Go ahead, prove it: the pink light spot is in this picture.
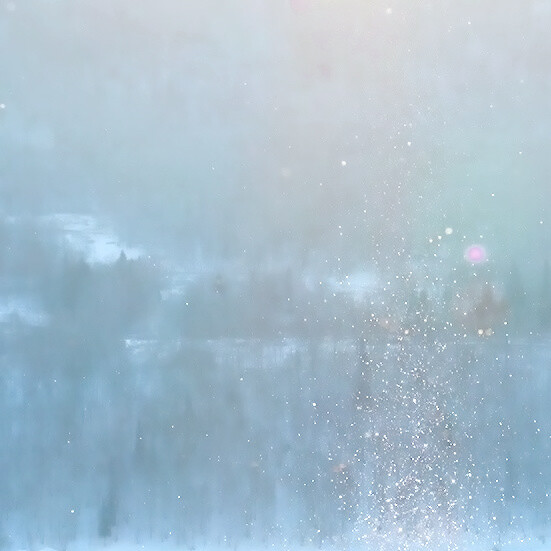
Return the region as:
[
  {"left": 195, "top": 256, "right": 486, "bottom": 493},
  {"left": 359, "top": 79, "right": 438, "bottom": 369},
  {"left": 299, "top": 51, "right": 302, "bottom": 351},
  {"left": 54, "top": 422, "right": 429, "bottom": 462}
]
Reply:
[{"left": 465, "top": 244, "right": 487, "bottom": 264}]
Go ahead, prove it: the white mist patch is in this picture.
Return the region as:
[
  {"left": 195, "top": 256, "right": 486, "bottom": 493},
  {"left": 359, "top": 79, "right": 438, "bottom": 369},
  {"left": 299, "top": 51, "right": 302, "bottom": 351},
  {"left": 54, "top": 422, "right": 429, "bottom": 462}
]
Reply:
[
  {"left": 326, "top": 270, "right": 379, "bottom": 301},
  {"left": 0, "top": 295, "right": 49, "bottom": 326},
  {"left": 43, "top": 213, "right": 143, "bottom": 264},
  {"left": 160, "top": 270, "right": 202, "bottom": 299}
]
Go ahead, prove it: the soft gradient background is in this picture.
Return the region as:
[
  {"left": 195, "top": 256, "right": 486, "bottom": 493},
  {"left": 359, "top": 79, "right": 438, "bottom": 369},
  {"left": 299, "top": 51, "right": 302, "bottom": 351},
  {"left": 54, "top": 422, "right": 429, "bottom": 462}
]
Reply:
[{"left": 1, "top": 2, "right": 551, "bottom": 550}]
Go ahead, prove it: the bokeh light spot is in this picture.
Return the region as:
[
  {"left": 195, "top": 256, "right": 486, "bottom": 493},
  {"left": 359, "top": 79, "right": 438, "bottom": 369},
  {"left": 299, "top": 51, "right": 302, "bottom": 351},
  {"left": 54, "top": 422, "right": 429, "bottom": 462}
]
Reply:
[{"left": 465, "top": 244, "right": 487, "bottom": 264}]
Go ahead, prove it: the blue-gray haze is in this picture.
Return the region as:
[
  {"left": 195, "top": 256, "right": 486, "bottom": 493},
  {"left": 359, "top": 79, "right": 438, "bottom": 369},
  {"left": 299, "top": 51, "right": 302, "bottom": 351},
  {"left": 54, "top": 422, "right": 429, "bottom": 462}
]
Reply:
[{"left": 1, "top": 1, "right": 551, "bottom": 550}]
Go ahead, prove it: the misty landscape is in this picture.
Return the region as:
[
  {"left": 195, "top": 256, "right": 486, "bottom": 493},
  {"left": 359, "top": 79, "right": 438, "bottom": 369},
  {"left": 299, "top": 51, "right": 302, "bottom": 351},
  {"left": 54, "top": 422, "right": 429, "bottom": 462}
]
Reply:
[{"left": 2, "top": 1, "right": 551, "bottom": 550}]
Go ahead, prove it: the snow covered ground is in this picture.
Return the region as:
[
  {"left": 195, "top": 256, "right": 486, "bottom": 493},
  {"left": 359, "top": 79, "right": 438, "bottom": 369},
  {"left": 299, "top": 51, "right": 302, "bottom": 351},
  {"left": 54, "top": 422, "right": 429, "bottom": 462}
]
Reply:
[{"left": 15, "top": 531, "right": 551, "bottom": 551}]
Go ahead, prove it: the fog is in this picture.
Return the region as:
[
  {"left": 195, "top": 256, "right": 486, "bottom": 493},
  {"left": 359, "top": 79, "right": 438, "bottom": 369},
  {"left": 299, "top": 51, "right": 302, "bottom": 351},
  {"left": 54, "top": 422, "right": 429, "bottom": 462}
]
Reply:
[{"left": 1, "top": 1, "right": 551, "bottom": 550}]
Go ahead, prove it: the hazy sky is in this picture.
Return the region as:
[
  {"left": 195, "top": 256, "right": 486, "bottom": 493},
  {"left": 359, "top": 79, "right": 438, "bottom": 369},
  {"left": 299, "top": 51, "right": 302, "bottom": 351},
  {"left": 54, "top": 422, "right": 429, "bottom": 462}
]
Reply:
[{"left": 1, "top": 0, "right": 550, "bottom": 268}]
